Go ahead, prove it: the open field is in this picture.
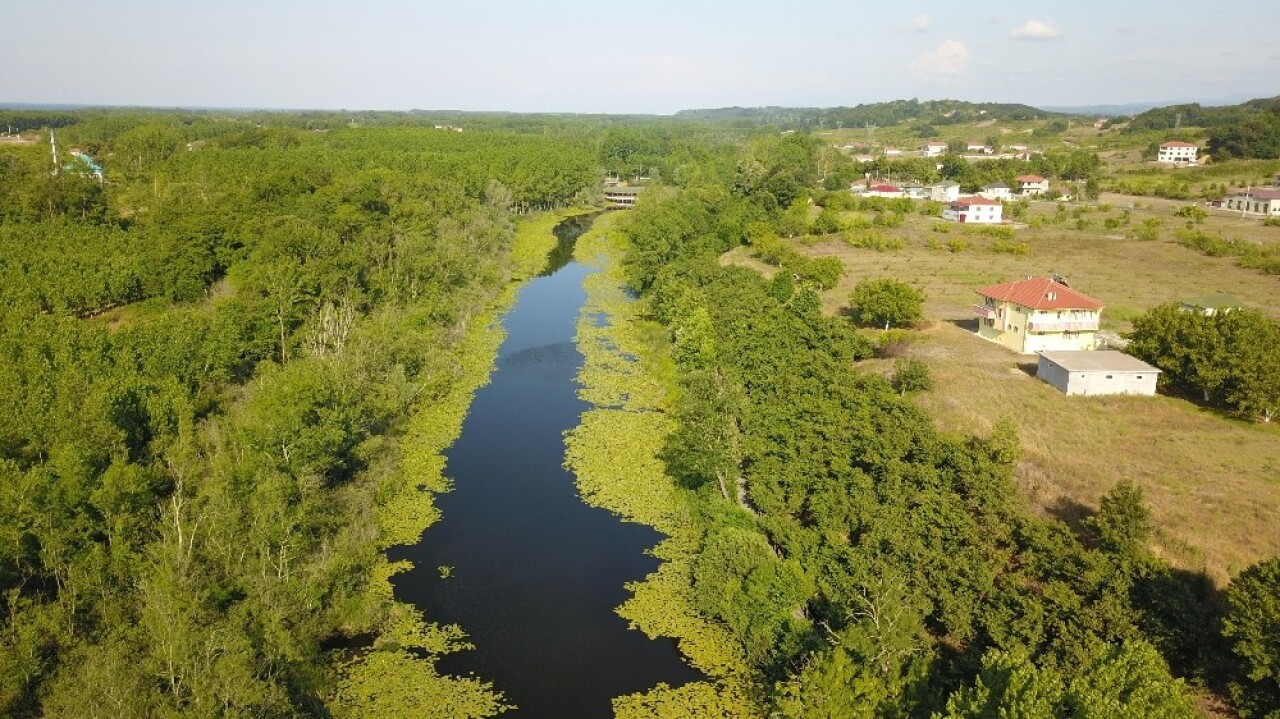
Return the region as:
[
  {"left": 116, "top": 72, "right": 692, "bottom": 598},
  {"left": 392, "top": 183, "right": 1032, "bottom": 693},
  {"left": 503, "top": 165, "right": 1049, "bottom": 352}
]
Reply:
[
  {"left": 883, "top": 321, "right": 1280, "bottom": 585},
  {"left": 723, "top": 202, "right": 1280, "bottom": 583},
  {"left": 726, "top": 200, "right": 1280, "bottom": 332}
]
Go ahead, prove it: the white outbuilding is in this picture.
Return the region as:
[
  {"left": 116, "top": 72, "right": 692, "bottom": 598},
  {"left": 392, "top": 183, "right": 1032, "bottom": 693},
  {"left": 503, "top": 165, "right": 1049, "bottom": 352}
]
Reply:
[{"left": 1036, "top": 350, "right": 1161, "bottom": 396}]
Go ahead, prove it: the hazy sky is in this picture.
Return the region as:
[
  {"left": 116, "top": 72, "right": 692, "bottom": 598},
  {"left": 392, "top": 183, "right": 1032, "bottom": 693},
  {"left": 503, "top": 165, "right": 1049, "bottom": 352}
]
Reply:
[{"left": 3, "top": 0, "right": 1277, "bottom": 113}]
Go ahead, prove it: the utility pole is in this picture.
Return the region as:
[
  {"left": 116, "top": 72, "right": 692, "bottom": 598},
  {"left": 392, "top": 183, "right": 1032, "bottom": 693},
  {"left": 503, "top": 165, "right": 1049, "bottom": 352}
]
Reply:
[
  {"left": 49, "top": 129, "right": 58, "bottom": 175},
  {"left": 1174, "top": 112, "right": 1182, "bottom": 129},
  {"left": 865, "top": 122, "right": 877, "bottom": 147}
]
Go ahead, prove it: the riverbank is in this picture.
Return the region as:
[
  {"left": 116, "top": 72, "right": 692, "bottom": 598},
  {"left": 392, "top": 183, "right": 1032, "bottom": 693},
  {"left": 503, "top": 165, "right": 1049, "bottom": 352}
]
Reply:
[
  {"left": 331, "top": 208, "right": 594, "bottom": 717},
  {"left": 565, "top": 212, "right": 758, "bottom": 717}
]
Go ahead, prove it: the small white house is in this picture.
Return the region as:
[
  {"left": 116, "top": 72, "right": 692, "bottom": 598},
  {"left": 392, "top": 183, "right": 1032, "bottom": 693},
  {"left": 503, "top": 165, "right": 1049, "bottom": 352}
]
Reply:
[
  {"left": 884, "top": 146, "right": 903, "bottom": 156},
  {"left": 1037, "top": 350, "right": 1161, "bottom": 396},
  {"left": 943, "top": 196, "right": 1003, "bottom": 224},
  {"left": 1016, "top": 174, "right": 1049, "bottom": 196},
  {"left": 1157, "top": 141, "right": 1198, "bottom": 165},
  {"left": 979, "top": 182, "right": 1013, "bottom": 201},
  {"left": 930, "top": 182, "right": 960, "bottom": 202},
  {"left": 967, "top": 141, "right": 994, "bottom": 155},
  {"left": 922, "top": 141, "right": 949, "bottom": 157}
]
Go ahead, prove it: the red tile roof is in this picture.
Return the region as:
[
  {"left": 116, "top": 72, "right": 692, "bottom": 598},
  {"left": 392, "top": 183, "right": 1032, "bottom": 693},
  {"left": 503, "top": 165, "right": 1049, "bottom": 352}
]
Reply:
[
  {"left": 868, "top": 184, "right": 901, "bottom": 192},
  {"left": 1160, "top": 141, "right": 1197, "bottom": 148},
  {"left": 952, "top": 196, "right": 1002, "bottom": 207},
  {"left": 925, "top": 141, "right": 948, "bottom": 146},
  {"left": 1016, "top": 174, "right": 1046, "bottom": 183},
  {"left": 1240, "top": 188, "right": 1280, "bottom": 200},
  {"left": 976, "top": 276, "right": 1104, "bottom": 310}
]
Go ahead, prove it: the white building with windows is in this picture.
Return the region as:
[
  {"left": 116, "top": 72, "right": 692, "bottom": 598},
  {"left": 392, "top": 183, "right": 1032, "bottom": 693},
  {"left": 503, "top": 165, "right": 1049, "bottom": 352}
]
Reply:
[
  {"left": 922, "top": 141, "right": 948, "bottom": 157},
  {"left": 1223, "top": 188, "right": 1280, "bottom": 216},
  {"left": 1157, "top": 141, "right": 1198, "bottom": 165},
  {"left": 943, "top": 196, "right": 1003, "bottom": 224},
  {"left": 930, "top": 182, "right": 960, "bottom": 202},
  {"left": 1016, "top": 174, "right": 1049, "bottom": 196},
  {"left": 979, "top": 182, "right": 1012, "bottom": 201}
]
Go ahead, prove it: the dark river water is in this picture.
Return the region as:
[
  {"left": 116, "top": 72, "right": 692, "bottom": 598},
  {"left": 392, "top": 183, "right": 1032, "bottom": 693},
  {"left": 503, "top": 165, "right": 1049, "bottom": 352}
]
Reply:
[{"left": 389, "top": 214, "right": 700, "bottom": 718}]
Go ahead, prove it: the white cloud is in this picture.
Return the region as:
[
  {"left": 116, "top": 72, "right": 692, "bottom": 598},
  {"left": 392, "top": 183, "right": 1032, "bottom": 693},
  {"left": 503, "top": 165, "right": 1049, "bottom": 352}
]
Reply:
[
  {"left": 902, "top": 14, "right": 930, "bottom": 32},
  {"left": 1011, "top": 20, "right": 1063, "bottom": 40},
  {"left": 909, "top": 40, "right": 971, "bottom": 79}
]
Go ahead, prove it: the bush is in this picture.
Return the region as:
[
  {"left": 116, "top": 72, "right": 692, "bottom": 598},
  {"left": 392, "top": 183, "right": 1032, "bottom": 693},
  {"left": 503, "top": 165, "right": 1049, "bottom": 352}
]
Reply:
[
  {"left": 873, "top": 211, "right": 905, "bottom": 228},
  {"left": 876, "top": 329, "right": 917, "bottom": 357},
  {"left": 890, "top": 358, "right": 934, "bottom": 395},
  {"left": 1175, "top": 204, "right": 1208, "bottom": 223},
  {"left": 1127, "top": 218, "right": 1163, "bottom": 241},
  {"left": 947, "top": 238, "right": 970, "bottom": 253},
  {"left": 991, "top": 240, "right": 1030, "bottom": 256},
  {"left": 932, "top": 222, "right": 952, "bottom": 234},
  {"left": 849, "top": 278, "right": 924, "bottom": 329}
]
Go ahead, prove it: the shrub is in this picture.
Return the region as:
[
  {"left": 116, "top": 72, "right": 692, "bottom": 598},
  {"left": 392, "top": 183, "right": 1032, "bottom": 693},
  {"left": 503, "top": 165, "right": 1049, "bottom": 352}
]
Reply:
[
  {"left": 849, "top": 278, "right": 924, "bottom": 329},
  {"left": 947, "top": 238, "right": 970, "bottom": 253},
  {"left": 890, "top": 358, "right": 934, "bottom": 395},
  {"left": 992, "top": 240, "right": 1030, "bottom": 256}
]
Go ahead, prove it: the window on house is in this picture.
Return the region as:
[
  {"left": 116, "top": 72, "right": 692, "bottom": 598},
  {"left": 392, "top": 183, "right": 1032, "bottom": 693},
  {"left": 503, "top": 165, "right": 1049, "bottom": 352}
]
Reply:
[{"left": 1106, "top": 375, "right": 1113, "bottom": 379}]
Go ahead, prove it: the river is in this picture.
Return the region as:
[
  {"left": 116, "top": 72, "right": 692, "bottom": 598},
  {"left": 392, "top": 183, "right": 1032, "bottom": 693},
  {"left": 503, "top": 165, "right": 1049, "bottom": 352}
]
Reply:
[{"left": 389, "top": 213, "right": 700, "bottom": 718}]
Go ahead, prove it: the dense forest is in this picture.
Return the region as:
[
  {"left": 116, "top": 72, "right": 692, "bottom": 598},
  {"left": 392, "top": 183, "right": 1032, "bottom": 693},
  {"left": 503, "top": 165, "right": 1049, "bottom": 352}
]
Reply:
[
  {"left": 598, "top": 130, "right": 1280, "bottom": 717},
  {"left": 0, "top": 111, "right": 597, "bottom": 716}
]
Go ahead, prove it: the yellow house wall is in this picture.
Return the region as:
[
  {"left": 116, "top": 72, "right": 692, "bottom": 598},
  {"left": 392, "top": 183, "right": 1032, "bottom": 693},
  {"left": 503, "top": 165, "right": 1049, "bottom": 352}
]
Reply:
[{"left": 976, "top": 303, "right": 1100, "bottom": 354}]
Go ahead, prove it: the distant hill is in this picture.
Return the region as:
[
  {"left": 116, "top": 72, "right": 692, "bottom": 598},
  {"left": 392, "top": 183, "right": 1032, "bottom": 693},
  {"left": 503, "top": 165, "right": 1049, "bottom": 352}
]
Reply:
[
  {"left": 674, "top": 99, "right": 1070, "bottom": 129},
  {"left": 1122, "top": 96, "right": 1280, "bottom": 133}
]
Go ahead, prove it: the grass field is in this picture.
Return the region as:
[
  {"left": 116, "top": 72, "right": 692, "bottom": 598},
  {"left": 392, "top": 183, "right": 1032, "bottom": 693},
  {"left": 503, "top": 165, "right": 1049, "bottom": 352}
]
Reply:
[
  {"left": 745, "top": 200, "right": 1280, "bottom": 331},
  {"left": 723, "top": 200, "right": 1280, "bottom": 583}
]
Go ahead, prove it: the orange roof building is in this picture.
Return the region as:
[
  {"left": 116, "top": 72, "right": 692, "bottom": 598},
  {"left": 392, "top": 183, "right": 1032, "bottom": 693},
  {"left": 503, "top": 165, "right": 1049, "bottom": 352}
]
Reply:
[{"left": 973, "top": 276, "right": 1103, "bottom": 353}]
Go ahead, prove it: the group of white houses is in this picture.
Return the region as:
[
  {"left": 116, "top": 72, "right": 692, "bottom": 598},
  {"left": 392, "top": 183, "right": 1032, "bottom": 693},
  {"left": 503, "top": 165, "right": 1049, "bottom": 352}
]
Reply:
[{"left": 972, "top": 275, "right": 1161, "bottom": 396}]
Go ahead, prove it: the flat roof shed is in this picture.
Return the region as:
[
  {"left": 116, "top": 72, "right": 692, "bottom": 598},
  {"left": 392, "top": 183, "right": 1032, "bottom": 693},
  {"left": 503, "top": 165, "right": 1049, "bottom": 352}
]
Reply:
[{"left": 1037, "top": 350, "right": 1161, "bottom": 396}]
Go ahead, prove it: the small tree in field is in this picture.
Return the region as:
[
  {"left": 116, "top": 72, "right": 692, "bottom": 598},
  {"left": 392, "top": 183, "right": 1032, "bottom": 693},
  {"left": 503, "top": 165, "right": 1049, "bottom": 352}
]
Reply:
[
  {"left": 849, "top": 278, "right": 924, "bottom": 329},
  {"left": 890, "top": 358, "right": 934, "bottom": 395}
]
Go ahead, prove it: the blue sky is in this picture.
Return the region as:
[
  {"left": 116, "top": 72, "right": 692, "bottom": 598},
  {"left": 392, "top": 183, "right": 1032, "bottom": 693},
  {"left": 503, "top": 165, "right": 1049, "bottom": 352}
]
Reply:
[{"left": 3, "top": 0, "right": 1277, "bottom": 113}]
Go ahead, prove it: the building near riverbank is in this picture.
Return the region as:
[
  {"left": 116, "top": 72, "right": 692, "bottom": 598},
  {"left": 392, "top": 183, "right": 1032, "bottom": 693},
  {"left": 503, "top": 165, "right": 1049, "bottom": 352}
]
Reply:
[{"left": 602, "top": 185, "right": 642, "bottom": 208}]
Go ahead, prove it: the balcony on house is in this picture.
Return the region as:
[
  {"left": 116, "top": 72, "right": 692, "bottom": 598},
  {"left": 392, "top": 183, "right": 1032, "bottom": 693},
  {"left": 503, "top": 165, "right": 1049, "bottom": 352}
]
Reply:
[
  {"left": 973, "top": 304, "right": 996, "bottom": 319},
  {"left": 1026, "top": 317, "right": 1100, "bottom": 332}
]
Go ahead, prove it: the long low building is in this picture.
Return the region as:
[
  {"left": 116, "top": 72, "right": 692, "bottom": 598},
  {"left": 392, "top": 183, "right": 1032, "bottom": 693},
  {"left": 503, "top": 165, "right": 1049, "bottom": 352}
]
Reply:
[
  {"left": 1223, "top": 188, "right": 1280, "bottom": 216},
  {"left": 1037, "top": 350, "right": 1161, "bottom": 396}
]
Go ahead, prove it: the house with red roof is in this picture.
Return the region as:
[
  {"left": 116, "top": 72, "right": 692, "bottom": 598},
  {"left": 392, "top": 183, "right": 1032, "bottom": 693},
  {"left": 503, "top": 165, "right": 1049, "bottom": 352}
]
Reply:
[
  {"left": 1016, "top": 174, "right": 1049, "bottom": 196},
  {"left": 973, "top": 276, "right": 1104, "bottom": 353},
  {"left": 863, "top": 183, "right": 904, "bottom": 198},
  {"left": 943, "top": 196, "right": 1003, "bottom": 224},
  {"left": 1157, "top": 141, "right": 1198, "bottom": 165}
]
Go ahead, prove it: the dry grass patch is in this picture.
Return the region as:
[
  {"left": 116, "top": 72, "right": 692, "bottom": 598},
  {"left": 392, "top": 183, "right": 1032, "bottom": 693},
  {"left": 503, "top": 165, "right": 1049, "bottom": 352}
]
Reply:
[
  {"left": 777, "top": 211, "right": 1278, "bottom": 332},
  {"left": 885, "top": 322, "right": 1280, "bottom": 585}
]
